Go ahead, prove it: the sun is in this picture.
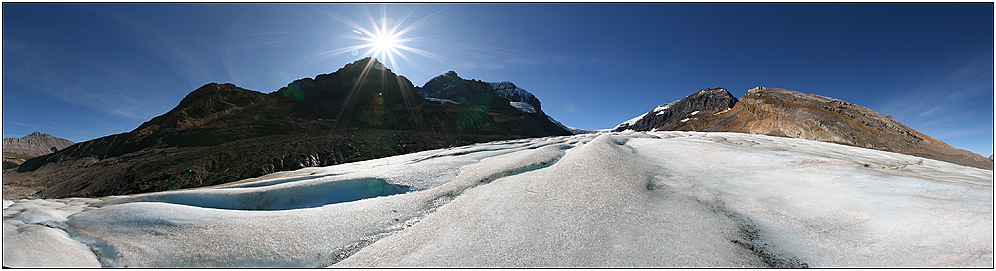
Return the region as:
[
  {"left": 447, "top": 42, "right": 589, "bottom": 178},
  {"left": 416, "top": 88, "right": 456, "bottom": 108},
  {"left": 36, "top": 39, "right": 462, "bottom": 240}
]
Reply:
[
  {"left": 365, "top": 31, "right": 402, "bottom": 60},
  {"left": 371, "top": 34, "right": 399, "bottom": 53},
  {"left": 307, "top": 6, "right": 445, "bottom": 71}
]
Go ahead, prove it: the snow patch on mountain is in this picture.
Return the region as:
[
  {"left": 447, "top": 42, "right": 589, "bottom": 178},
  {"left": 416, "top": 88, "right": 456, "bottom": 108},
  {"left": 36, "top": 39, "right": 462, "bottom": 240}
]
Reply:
[
  {"left": 615, "top": 112, "right": 649, "bottom": 131},
  {"left": 653, "top": 100, "right": 679, "bottom": 115},
  {"left": 509, "top": 101, "right": 536, "bottom": 114},
  {"left": 488, "top": 81, "right": 540, "bottom": 114},
  {"left": 425, "top": 97, "right": 460, "bottom": 105}
]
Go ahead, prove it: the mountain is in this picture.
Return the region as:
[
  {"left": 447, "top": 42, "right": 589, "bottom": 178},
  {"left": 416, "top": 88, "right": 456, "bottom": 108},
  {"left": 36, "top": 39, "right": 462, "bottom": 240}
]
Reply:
[
  {"left": 615, "top": 86, "right": 993, "bottom": 170},
  {"left": 3, "top": 132, "right": 75, "bottom": 157},
  {"left": 613, "top": 87, "right": 737, "bottom": 132},
  {"left": 488, "top": 81, "right": 542, "bottom": 114},
  {"left": 2, "top": 132, "right": 74, "bottom": 170},
  {"left": 416, "top": 71, "right": 542, "bottom": 113},
  {"left": 2, "top": 58, "right": 570, "bottom": 200},
  {"left": 4, "top": 131, "right": 991, "bottom": 267},
  {"left": 414, "top": 70, "right": 570, "bottom": 135}
]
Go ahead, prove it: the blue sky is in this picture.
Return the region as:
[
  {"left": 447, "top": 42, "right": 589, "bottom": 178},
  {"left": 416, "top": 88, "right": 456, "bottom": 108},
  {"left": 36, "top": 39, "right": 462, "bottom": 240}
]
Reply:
[{"left": 3, "top": 3, "right": 993, "bottom": 156}]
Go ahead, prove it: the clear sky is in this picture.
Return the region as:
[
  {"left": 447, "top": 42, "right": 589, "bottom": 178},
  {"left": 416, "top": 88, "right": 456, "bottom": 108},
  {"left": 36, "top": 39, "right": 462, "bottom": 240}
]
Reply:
[{"left": 3, "top": 3, "right": 993, "bottom": 156}]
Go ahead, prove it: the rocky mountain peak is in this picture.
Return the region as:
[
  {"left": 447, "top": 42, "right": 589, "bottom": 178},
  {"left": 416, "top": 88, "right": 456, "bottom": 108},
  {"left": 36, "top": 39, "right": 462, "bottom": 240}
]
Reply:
[
  {"left": 417, "top": 71, "right": 469, "bottom": 99},
  {"left": 135, "top": 83, "right": 265, "bottom": 134},
  {"left": 339, "top": 57, "right": 388, "bottom": 73},
  {"left": 616, "top": 86, "right": 992, "bottom": 170},
  {"left": 2, "top": 132, "right": 75, "bottom": 157},
  {"left": 613, "top": 87, "right": 737, "bottom": 132},
  {"left": 699, "top": 87, "right": 729, "bottom": 94},
  {"left": 417, "top": 71, "right": 547, "bottom": 115},
  {"left": 488, "top": 81, "right": 541, "bottom": 113}
]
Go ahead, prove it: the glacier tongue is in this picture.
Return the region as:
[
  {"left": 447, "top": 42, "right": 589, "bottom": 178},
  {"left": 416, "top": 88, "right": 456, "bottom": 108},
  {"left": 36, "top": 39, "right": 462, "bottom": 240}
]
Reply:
[{"left": 2, "top": 132, "right": 992, "bottom": 267}]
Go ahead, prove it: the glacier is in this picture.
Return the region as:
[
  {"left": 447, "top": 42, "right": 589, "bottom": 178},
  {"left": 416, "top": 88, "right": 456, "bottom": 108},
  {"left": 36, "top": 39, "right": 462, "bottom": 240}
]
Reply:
[{"left": 3, "top": 131, "right": 992, "bottom": 267}]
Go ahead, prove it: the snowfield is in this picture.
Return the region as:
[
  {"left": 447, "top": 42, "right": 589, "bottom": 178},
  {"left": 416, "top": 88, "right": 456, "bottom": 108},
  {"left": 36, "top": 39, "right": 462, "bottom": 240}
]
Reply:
[{"left": 3, "top": 131, "right": 992, "bottom": 267}]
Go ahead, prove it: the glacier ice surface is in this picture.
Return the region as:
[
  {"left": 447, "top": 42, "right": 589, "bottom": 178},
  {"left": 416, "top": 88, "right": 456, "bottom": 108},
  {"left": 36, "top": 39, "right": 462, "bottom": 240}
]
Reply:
[{"left": 2, "top": 132, "right": 992, "bottom": 267}]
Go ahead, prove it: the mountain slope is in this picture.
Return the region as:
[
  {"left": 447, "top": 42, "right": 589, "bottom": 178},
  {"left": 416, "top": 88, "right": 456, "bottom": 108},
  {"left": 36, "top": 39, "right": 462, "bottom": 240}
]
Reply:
[
  {"left": 415, "top": 70, "right": 568, "bottom": 135},
  {"left": 3, "top": 132, "right": 75, "bottom": 157},
  {"left": 488, "top": 81, "right": 541, "bottom": 114},
  {"left": 2, "top": 132, "right": 75, "bottom": 170},
  {"left": 613, "top": 87, "right": 737, "bottom": 131},
  {"left": 2, "top": 58, "right": 570, "bottom": 199},
  {"left": 616, "top": 86, "right": 992, "bottom": 170}
]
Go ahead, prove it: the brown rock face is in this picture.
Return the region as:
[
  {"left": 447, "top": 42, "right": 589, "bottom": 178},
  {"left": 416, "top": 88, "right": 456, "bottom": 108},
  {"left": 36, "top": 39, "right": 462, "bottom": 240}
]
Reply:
[
  {"left": 622, "top": 86, "right": 992, "bottom": 170},
  {"left": 3, "top": 132, "right": 75, "bottom": 157}
]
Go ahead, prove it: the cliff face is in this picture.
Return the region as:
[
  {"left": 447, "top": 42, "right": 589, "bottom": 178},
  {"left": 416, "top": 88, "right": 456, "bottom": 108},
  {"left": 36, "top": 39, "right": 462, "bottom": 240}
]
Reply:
[{"left": 617, "top": 86, "right": 992, "bottom": 170}]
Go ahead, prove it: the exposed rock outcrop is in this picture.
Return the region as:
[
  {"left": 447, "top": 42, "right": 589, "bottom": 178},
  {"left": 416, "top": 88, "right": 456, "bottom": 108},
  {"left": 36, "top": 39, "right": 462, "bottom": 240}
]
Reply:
[
  {"left": 3, "top": 132, "right": 75, "bottom": 157},
  {"left": 3, "top": 132, "right": 74, "bottom": 170},
  {"left": 613, "top": 87, "right": 737, "bottom": 132},
  {"left": 617, "top": 86, "right": 992, "bottom": 170}
]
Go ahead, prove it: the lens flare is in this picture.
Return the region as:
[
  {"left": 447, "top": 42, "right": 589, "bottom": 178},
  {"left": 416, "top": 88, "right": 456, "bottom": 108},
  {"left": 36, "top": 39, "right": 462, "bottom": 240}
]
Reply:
[
  {"left": 306, "top": 5, "right": 445, "bottom": 71},
  {"left": 305, "top": 5, "right": 446, "bottom": 134}
]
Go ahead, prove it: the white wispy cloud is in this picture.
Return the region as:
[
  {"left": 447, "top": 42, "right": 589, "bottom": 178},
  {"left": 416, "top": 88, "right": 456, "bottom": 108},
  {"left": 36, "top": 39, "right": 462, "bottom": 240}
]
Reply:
[{"left": 873, "top": 50, "right": 993, "bottom": 154}]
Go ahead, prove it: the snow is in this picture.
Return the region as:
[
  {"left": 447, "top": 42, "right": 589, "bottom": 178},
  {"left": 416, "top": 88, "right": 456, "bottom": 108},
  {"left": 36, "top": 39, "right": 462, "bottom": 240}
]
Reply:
[
  {"left": 425, "top": 97, "right": 460, "bottom": 105},
  {"left": 509, "top": 101, "right": 536, "bottom": 113},
  {"left": 690, "top": 110, "right": 700, "bottom": 115},
  {"left": 653, "top": 100, "right": 678, "bottom": 115},
  {"left": 421, "top": 80, "right": 539, "bottom": 114},
  {"left": 615, "top": 112, "right": 649, "bottom": 130},
  {"left": 546, "top": 115, "right": 601, "bottom": 134},
  {"left": 3, "top": 132, "right": 992, "bottom": 267},
  {"left": 489, "top": 81, "right": 539, "bottom": 114}
]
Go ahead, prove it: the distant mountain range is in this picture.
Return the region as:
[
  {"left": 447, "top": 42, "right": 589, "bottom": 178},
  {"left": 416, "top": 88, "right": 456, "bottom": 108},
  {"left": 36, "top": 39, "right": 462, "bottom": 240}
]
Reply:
[
  {"left": 3, "top": 58, "right": 570, "bottom": 199},
  {"left": 2, "top": 132, "right": 74, "bottom": 170},
  {"left": 614, "top": 86, "right": 992, "bottom": 170}
]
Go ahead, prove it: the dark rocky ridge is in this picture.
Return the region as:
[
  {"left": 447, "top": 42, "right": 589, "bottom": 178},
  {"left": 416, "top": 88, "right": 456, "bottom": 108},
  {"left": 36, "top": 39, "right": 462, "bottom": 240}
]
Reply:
[
  {"left": 417, "top": 71, "right": 543, "bottom": 115},
  {"left": 488, "top": 81, "right": 542, "bottom": 113},
  {"left": 3, "top": 58, "right": 570, "bottom": 199},
  {"left": 617, "top": 86, "right": 992, "bottom": 170},
  {"left": 614, "top": 87, "right": 738, "bottom": 132}
]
